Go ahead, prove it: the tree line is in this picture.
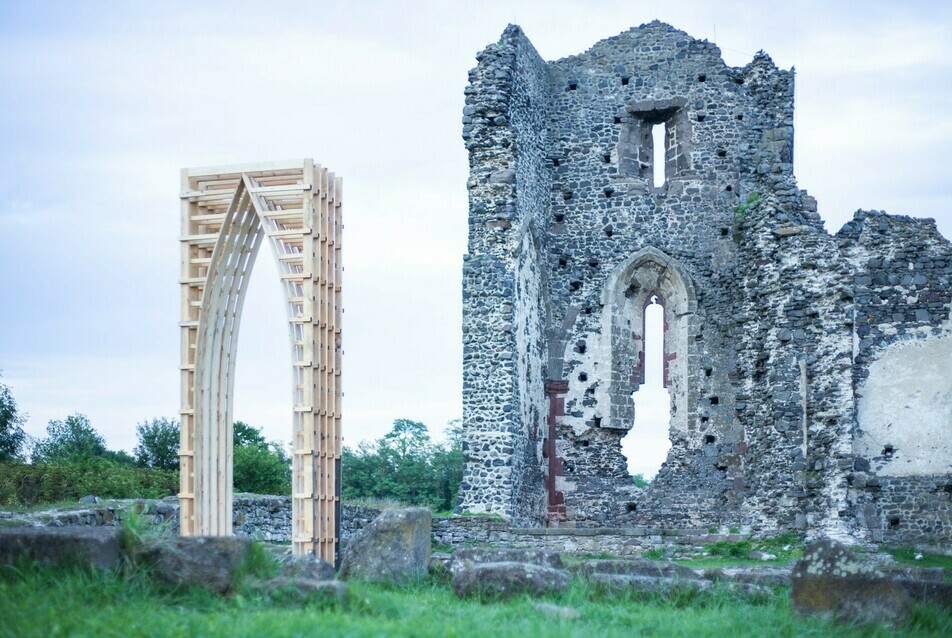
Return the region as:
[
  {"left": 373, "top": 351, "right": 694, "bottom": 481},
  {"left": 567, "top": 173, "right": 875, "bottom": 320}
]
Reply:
[{"left": 0, "top": 375, "right": 463, "bottom": 510}]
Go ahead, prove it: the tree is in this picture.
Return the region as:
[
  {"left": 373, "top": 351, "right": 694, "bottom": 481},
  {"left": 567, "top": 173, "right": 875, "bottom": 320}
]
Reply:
[
  {"left": 32, "top": 414, "right": 108, "bottom": 464},
  {"left": 0, "top": 374, "right": 28, "bottom": 462},
  {"left": 134, "top": 418, "right": 180, "bottom": 470},
  {"left": 232, "top": 421, "right": 290, "bottom": 494},
  {"left": 341, "top": 419, "right": 463, "bottom": 512}
]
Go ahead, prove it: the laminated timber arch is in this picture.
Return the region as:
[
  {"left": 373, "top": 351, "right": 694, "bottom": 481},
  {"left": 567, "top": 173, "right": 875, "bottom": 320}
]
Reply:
[{"left": 178, "top": 160, "right": 342, "bottom": 561}]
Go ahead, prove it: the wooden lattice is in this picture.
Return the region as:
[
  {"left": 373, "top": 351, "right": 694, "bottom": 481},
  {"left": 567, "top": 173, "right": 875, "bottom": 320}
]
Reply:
[{"left": 178, "top": 160, "right": 342, "bottom": 562}]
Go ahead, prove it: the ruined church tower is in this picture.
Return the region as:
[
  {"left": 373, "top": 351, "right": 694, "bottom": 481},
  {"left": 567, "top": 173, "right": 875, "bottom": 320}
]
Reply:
[{"left": 460, "top": 22, "right": 952, "bottom": 546}]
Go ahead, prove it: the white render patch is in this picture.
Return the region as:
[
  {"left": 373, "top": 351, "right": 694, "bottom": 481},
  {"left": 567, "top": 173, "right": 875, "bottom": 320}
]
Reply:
[{"left": 856, "top": 327, "right": 952, "bottom": 476}]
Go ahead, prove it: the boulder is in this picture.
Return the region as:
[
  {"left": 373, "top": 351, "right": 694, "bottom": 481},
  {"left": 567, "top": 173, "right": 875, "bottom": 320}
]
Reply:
[
  {"left": 453, "top": 561, "right": 571, "bottom": 599},
  {"left": 449, "top": 548, "right": 563, "bottom": 576},
  {"left": 587, "top": 573, "right": 712, "bottom": 595},
  {"left": 533, "top": 602, "right": 580, "bottom": 620},
  {"left": 791, "top": 539, "right": 912, "bottom": 625},
  {"left": 577, "top": 558, "right": 699, "bottom": 580},
  {"left": 278, "top": 554, "right": 335, "bottom": 581},
  {"left": 130, "top": 536, "right": 251, "bottom": 594},
  {"left": 0, "top": 527, "right": 121, "bottom": 571},
  {"left": 338, "top": 507, "right": 431, "bottom": 582},
  {"left": 256, "top": 577, "right": 348, "bottom": 604}
]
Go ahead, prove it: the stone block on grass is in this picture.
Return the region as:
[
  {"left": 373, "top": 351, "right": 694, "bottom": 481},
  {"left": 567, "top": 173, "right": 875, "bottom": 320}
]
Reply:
[
  {"left": 0, "top": 527, "right": 121, "bottom": 571},
  {"left": 338, "top": 507, "right": 431, "bottom": 582}
]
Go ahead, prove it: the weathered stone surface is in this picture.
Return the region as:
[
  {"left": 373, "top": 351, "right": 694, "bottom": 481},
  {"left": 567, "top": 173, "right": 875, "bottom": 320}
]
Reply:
[
  {"left": 449, "top": 547, "right": 563, "bottom": 575},
  {"left": 131, "top": 536, "right": 251, "bottom": 593},
  {"left": 0, "top": 527, "right": 121, "bottom": 571},
  {"left": 704, "top": 564, "right": 791, "bottom": 588},
  {"left": 453, "top": 561, "right": 571, "bottom": 599},
  {"left": 338, "top": 507, "right": 431, "bottom": 582},
  {"left": 588, "top": 573, "right": 711, "bottom": 594},
  {"left": 279, "top": 553, "right": 335, "bottom": 581},
  {"left": 533, "top": 602, "right": 580, "bottom": 619},
  {"left": 791, "top": 539, "right": 912, "bottom": 625},
  {"left": 577, "top": 558, "right": 698, "bottom": 580}
]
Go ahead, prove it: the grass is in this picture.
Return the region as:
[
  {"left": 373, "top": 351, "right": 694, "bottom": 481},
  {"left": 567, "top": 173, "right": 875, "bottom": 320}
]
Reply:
[
  {"left": 1, "top": 561, "right": 950, "bottom": 638},
  {"left": 671, "top": 533, "right": 804, "bottom": 568},
  {"left": 884, "top": 548, "right": 952, "bottom": 571}
]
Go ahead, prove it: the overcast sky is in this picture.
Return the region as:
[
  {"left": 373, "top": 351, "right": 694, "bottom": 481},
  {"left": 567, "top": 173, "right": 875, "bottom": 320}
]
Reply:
[{"left": 1, "top": 1, "right": 949, "bottom": 476}]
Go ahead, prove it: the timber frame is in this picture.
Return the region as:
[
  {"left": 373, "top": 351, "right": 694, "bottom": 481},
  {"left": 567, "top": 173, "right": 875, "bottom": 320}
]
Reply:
[{"left": 178, "top": 159, "right": 342, "bottom": 562}]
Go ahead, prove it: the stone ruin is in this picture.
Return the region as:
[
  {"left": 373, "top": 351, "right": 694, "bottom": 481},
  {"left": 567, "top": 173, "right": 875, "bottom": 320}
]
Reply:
[{"left": 459, "top": 21, "right": 952, "bottom": 546}]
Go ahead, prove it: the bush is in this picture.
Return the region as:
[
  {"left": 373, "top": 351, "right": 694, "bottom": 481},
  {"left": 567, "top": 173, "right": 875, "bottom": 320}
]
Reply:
[
  {"left": 232, "top": 422, "right": 290, "bottom": 495},
  {"left": 134, "top": 418, "right": 180, "bottom": 470},
  {"left": 0, "top": 459, "right": 179, "bottom": 506}
]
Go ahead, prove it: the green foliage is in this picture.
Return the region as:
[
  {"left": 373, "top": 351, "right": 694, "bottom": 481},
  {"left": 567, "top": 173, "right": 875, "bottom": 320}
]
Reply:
[
  {"left": 707, "top": 540, "right": 753, "bottom": 558},
  {"left": 342, "top": 419, "right": 462, "bottom": 512},
  {"left": 232, "top": 422, "right": 290, "bottom": 495},
  {"left": 0, "top": 459, "right": 178, "bottom": 506},
  {"left": 642, "top": 547, "right": 667, "bottom": 560},
  {"left": 733, "top": 191, "right": 761, "bottom": 226},
  {"left": 632, "top": 473, "right": 648, "bottom": 489},
  {"left": 0, "top": 373, "right": 28, "bottom": 462},
  {"left": 134, "top": 418, "right": 180, "bottom": 471},
  {"left": 32, "top": 414, "right": 108, "bottom": 464}
]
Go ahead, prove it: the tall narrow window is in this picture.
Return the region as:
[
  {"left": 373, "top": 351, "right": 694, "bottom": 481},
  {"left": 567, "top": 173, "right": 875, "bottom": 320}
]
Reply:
[
  {"left": 621, "top": 296, "right": 672, "bottom": 479},
  {"left": 651, "top": 123, "right": 666, "bottom": 187}
]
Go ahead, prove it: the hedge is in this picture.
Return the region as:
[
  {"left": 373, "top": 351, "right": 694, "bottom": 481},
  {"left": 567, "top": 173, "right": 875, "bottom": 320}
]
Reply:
[{"left": 0, "top": 460, "right": 179, "bottom": 506}]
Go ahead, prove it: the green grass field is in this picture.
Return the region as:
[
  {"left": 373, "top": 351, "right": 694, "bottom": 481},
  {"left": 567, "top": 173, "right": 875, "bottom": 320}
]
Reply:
[{"left": 2, "top": 562, "right": 950, "bottom": 638}]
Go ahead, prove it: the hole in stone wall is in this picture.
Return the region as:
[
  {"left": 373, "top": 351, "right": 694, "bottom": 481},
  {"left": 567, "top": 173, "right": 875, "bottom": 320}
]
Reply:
[
  {"left": 621, "top": 76, "right": 629, "bottom": 86},
  {"left": 697, "top": 74, "right": 706, "bottom": 82},
  {"left": 622, "top": 298, "right": 672, "bottom": 480},
  {"left": 604, "top": 188, "right": 614, "bottom": 198},
  {"left": 614, "top": 116, "right": 622, "bottom": 124},
  {"left": 626, "top": 502, "right": 638, "bottom": 512},
  {"left": 882, "top": 444, "right": 895, "bottom": 457},
  {"left": 736, "top": 114, "right": 743, "bottom": 121},
  {"left": 553, "top": 212, "right": 565, "bottom": 222},
  {"left": 582, "top": 440, "right": 589, "bottom": 447},
  {"left": 697, "top": 114, "right": 706, "bottom": 122},
  {"left": 705, "top": 368, "right": 712, "bottom": 377},
  {"left": 558, "top": 256, "right": 568, "bottom": 267},
  {"left": 588, "top": 258, "right": 598, "bottom": 268},
  {"left": 652, "top": 123, "right": 666, "bottom": 187},
  {"left": 552, "top": 158, "right": 560, "bottom": 167},
  {"left": 575, "top": 341, "right": 587, "bottom": 354},
  {"left": 604, "top": 227, "right": 614, "bottom": 238},
  {"left": 725, "top": 185, "right": 733, "bottom": 192},
  {"left": 562, "top": 190, "right": 573, "bottom": 200},
  {"left": 720, "top": 228, "right": 729, "bottom": 237},
  {"left": 568, "top": 82, "right": 578, "bottom": 90},
  {"left": 569, "top": 280, "right": 582, "bottom": 292},
  {"left": 716, "top": 149, "right": 727, "bottom": 158},
  {"left": 888, "top": 515, "right": 901, "bottom": 529},
  {"left": 592, "top": 417, "right": 601, "bottom": 427},
  {"left": 578, "top": 372, "right": 588, "bottom": 382},
  {"left": 602, "top": 154, "right": 611, "bottom": 163},
  {"left": 700, "top": 416, "right": 709, "bottom": 424},
  {"left": 710, "top": 396, "right": 719, "bottom": 405},
  {"left": 705, "top": 434, "right": 716, "bottom": 444}
]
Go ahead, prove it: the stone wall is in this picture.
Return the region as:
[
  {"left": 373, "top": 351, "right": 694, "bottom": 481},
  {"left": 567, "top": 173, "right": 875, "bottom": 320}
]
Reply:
[{"left": 459, "top": 21, "right": 952, "bottom": 545}]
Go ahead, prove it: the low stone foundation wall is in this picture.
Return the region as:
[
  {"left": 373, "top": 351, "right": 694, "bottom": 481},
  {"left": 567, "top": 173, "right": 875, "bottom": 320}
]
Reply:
[{"left": 432, "top": 516, "right": 753, "bottom": 556}]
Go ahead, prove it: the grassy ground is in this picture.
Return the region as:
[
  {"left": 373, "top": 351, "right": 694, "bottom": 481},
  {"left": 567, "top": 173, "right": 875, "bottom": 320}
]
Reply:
[{"left": 1, "top": 562, "right": 950, "bottom": 638}]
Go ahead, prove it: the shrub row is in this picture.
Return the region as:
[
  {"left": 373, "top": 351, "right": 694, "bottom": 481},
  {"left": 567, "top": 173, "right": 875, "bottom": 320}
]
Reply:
[{"left": 0, "top": 460, "right": 179, "bottom": 506}]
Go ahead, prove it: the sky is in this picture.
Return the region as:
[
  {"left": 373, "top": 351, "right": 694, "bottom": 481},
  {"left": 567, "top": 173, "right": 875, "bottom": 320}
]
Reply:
[{"left": 0, "top": 0, "right": 950, "bottom": 477}]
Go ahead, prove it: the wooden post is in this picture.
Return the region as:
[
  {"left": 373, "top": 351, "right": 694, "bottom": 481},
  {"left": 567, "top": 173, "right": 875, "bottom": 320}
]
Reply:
[{"left": 179, "top": 160, "right": 342, "bottom": 562}]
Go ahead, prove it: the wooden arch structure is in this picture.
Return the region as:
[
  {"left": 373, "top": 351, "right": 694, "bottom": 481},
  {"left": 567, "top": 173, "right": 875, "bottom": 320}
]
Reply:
[{"left": 178, "top": 160, "right": 342, "bottom": 561}]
